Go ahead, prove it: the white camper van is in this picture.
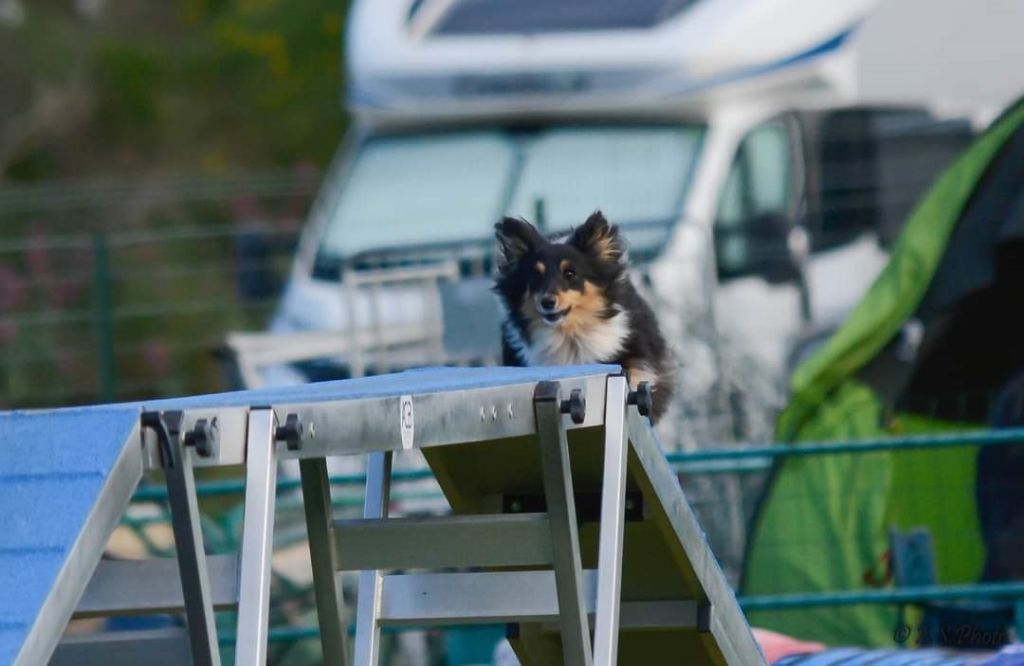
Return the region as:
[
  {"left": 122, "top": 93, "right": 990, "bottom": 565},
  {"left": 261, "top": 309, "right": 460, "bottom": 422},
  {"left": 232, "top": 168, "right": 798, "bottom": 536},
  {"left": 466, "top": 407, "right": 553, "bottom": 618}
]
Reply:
[{"left": 262, "top": 0, "right": 1024, "bottom": 432}]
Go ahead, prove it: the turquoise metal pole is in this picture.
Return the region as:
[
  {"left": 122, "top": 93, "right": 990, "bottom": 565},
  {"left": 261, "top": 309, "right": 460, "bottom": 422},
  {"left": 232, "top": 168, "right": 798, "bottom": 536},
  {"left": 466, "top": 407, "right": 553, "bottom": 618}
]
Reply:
[
  {"left": 739, "top": 581, "right": 1024, "bottom": 610},
  {"left": 92, "top": 232, "right": 116, "bottom": 402}
]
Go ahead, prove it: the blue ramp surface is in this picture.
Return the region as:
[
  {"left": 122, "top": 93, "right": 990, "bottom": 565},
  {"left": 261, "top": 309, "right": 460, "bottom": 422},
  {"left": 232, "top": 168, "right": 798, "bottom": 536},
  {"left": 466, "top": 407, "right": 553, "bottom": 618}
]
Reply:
[
  {"left": 139, "top": 364, "right": 619, "bottom": 410},
  {"left": 0, "top": 407, "right": 140, "bottom": 665}
]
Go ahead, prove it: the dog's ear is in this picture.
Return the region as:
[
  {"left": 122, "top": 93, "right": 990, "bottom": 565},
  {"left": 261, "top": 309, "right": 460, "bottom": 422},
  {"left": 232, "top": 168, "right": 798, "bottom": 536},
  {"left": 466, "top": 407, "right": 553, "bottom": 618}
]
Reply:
[
  {"left": 495, "top": 217, "right": 543, "bottom": 272},
  {"left": 569, "top": 211, "right": 625, "bottom": 264}
]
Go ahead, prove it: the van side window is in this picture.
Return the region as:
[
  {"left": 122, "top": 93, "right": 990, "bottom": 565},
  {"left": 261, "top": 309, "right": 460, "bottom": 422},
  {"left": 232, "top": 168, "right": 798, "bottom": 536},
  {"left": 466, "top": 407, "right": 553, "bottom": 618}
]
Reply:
[
  {"left": 812, "top": 109, "right": 974, "bottom": 251},
  {"left": 715, "top": 123, "right": 793, "bottom": 277}
]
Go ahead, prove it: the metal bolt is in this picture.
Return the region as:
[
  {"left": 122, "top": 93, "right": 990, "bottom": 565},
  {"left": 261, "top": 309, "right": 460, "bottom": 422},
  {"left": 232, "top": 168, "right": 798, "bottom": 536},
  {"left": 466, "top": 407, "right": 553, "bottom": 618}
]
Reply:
[
  {"left": 491, "top": 405, "right": 498, "bottom": 421},
  {"left": 480, "top": 406, "right": 486, "bottom": 422},
  {"left": 507, "top": 403, "right": 514, "bottom": 420},
  {"left": 559, "top": 389, "right": 586, "bottom": 424},
  {"left": 275, "top": 413, "right": 304, "bottom": 451},
  {"left": 628, "top": 382, "right": 653, "bottom": 418},
  {"left": 183, "top": 417, "right": 218, "bottom": 458},
  {"left": 510, "top": 500, "right": 522, "bottom": 512}
]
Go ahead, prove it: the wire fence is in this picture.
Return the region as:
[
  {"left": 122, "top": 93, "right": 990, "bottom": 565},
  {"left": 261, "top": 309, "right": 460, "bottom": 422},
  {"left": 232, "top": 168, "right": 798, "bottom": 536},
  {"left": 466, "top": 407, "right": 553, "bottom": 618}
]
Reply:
[{"left": 0, "top": 172, "right": 315, "bottom": 408}]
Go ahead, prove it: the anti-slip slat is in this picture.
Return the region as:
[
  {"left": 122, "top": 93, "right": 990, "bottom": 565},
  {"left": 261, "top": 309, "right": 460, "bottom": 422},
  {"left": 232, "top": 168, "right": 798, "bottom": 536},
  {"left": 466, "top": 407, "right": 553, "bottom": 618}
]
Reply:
[
  {"left": 333, "top": 513, "right": 553, "bottom": 570},
  {"left": 74, "top": 554, "right": 239, "bottom": 617},
  {"left": 379, "top": 570, "right": 698, "bottom": 629}
]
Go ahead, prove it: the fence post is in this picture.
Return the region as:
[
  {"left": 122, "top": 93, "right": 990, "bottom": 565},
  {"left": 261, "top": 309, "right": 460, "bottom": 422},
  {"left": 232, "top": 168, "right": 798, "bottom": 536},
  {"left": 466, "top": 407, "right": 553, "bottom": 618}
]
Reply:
[{"left": 92, "top": 232, "right": 116, "bottom": 402}]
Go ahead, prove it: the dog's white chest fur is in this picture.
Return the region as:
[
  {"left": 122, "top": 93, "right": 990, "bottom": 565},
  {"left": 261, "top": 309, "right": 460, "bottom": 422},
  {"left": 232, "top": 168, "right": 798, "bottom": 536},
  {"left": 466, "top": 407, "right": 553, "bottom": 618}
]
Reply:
[{"left": 513, "top": 311, "right": 630, "bottom": 366}]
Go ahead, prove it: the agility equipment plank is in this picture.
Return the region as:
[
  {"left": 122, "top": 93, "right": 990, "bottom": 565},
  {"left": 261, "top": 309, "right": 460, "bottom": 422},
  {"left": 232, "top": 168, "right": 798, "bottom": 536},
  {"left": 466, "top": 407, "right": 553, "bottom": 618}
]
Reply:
[
  {"left": 0, "top": 408, "right": 143, "bottom": 666},
  {"left": 0, "top": 364, "right": 762, "bottom": 665}
]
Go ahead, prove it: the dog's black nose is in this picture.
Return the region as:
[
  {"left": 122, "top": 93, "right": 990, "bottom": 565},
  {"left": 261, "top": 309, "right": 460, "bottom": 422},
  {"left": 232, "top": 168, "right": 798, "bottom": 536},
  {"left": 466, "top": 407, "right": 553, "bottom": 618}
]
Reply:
[{"left": 540, "top": 296, "right": 557, "bottom": 311}]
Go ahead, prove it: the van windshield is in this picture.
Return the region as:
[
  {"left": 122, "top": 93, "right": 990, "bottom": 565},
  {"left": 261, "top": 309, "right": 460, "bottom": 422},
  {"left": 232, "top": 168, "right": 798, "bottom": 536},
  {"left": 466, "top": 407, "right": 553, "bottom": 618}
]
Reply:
[{"left": 316, "top": 125, "right": 704, "bottom": 266}]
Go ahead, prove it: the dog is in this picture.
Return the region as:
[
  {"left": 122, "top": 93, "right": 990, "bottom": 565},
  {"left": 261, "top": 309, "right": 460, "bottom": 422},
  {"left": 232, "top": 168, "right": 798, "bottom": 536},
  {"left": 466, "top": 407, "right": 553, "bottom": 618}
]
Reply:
[{"left": 493, "top": 211, "right": 675, "bottom": 422}]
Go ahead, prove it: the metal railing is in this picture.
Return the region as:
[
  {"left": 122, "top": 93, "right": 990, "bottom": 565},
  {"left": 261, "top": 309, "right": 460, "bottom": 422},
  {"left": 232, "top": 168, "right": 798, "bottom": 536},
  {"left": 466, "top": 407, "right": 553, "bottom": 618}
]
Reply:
[{"left": 0, "top": 220, "right": 304, "bottom": 407}]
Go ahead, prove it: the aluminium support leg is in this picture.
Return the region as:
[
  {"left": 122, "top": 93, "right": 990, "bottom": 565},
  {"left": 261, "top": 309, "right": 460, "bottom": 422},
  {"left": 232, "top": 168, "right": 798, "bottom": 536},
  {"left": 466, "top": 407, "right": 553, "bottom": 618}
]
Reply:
[
  {"left": 593, "top": 376, "right": 629, "bottom": 666},
  {"left": 235, "top": 408, "right": 279, "bottom": 665},
  {"left": 534, "top": 381, "right": 593, "bottom": 666},
  {"left": 152, "top": 410, "right": 222, "bottom": 666},
  {"left": 353, "top": 451, "right": 394, "bottom": 666},
  {"left": 300, "top": 457, "right": 350, "bottom": 665}
]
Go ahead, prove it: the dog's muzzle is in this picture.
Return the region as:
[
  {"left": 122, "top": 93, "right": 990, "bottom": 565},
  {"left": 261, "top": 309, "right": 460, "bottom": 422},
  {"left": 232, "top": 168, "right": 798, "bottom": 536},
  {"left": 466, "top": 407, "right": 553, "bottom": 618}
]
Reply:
[{"left": 539, "top": 306, "right": 571, "bottom": 324}]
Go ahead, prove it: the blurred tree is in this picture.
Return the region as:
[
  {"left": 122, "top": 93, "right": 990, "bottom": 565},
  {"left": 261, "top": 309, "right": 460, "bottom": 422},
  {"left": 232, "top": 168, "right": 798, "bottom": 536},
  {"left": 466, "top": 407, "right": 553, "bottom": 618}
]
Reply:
[
  {"left": 0, "top": 0, "right": 348, "bottom": 181},
  {"left": 0, "top": 1, "right": 344, "bottom": 408},
  {"left": 0, "top": 4, "right": 95, "bottom": 178}
]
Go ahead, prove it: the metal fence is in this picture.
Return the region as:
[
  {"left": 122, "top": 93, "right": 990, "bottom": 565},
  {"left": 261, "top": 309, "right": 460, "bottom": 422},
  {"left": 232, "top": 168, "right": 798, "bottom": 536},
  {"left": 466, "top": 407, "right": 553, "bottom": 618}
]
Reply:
[{"left": 0, "top": 172, "right": 314, "bottom": 408}]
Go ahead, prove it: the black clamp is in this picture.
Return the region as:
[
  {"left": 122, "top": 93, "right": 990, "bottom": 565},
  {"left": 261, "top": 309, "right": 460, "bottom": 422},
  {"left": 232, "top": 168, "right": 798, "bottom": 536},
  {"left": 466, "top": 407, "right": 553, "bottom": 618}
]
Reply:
[
  {"left": 628, "top": 382, "right": 653, "bottom": 418},
  {"left": 275, "top": 413, "right": 305, "bottom": 451},
  {"left": 183, "top": 417, "right": 219, "bottom": 459},
  {"left": 142, "top": 410, "right": 218, "bottom": 465},
  {"left": 560, "top": 388, "right": 586, "bottom": 425},
  {"left": 141, "top": 410, "right": 180, "bottom": 468}
]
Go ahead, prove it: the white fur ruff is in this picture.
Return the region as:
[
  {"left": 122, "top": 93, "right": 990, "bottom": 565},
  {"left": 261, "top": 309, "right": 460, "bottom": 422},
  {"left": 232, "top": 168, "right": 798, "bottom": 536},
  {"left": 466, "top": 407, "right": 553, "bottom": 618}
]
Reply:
[{"left": 512, "top": 311, "right": 631, "bottom": 366}]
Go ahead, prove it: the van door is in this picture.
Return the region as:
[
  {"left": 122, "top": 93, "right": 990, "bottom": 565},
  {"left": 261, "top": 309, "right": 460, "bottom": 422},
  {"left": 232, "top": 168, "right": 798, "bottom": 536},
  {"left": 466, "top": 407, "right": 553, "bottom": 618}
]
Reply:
[
  {"left": 712, "top": 119, "right": 808, "bottom": 382},
  {"left": 797, "top": 108, "right": 969, "bottom": 329}
]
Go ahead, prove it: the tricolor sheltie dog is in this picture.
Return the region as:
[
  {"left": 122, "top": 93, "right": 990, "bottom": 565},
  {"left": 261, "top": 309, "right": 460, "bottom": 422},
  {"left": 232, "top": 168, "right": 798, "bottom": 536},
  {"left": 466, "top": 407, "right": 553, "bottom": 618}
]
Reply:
[{"left": 493, "top": 211, "right": 675, "bottom": 422}]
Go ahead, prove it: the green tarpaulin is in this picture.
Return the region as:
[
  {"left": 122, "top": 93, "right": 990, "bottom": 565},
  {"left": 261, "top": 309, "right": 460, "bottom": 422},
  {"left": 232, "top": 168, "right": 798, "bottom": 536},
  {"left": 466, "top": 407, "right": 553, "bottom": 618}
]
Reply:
[{"left": 742, "top": 99, "right": 1024, "bottom": 647}]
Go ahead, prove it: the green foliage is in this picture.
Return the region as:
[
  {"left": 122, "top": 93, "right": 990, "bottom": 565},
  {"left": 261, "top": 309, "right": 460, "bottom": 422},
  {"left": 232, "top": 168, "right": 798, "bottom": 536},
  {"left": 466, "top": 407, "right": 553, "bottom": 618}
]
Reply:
[
  {"left": 95, "top": 43, "right": 163, "bottom": 137},
  {"left": 0, "top": 1, "right": 345, "bottom": 407},
  {"left": 1, "top": 0, "right": 349, "bottom": 179},
  {"left": 182, "top": 0, "right": 350, "bottom": 167}
]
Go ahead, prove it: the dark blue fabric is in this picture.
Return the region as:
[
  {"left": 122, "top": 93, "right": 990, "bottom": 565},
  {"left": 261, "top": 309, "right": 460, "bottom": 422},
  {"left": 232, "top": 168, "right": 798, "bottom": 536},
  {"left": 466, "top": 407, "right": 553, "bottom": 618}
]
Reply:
[
  {"left": 979, "top": 372, "right": 1024, "bottom": 581},
  {"left": 775, "top": 647, "right": 984, "bottom": 665},
  {"left": 977, "top": 645, "right": 1024, "bottom": 665}
]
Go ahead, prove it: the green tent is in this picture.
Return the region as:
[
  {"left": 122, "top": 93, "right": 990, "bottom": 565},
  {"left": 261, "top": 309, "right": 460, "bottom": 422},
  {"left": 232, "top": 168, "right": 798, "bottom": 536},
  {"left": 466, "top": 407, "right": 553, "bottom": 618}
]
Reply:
[{"left": 741, "top": 97, "right": 1024, "bottom": 647}]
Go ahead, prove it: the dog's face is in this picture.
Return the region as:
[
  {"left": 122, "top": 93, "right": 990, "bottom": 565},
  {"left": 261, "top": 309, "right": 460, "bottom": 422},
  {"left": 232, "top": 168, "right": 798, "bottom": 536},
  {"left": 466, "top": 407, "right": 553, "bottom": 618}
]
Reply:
[{"left": 494, "top": 211, "right": 626, "bottom": 332}]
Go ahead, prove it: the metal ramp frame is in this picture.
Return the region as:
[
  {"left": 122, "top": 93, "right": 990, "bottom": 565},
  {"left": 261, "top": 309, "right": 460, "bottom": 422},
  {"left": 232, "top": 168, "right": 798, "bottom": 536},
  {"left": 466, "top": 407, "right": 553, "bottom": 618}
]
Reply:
[{"left": 0, "top": 365, "right": 764, "bottom": 665}]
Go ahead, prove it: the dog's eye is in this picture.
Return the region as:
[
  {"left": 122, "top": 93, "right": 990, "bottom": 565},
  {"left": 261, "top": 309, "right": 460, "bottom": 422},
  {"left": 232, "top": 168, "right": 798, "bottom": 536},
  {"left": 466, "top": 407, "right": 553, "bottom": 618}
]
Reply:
[{"left": 563, "top": 269, "right": 577, "bottom": 280}]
